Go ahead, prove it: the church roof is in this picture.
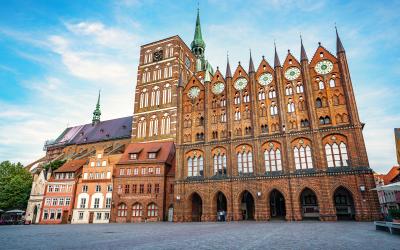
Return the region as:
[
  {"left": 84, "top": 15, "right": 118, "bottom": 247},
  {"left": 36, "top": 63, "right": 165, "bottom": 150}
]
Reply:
[
  {"left": 45, "top": 116, "right": 132, "bottom": 149},
  {"left": 191, "top": 9, "right": 206, "bottom": 50}
]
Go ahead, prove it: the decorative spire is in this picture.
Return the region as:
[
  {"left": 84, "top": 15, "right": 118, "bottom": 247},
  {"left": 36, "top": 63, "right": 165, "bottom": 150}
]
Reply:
[
  {"left": 274, "top": 41, "right": 281, "bottom": 68},
  {"left": 191, "top": 7, "right": 206, "bottom": 59},
  {"left": 226, "top": 52, "right": 232, "bottom": 78},
  {"left": 335, "top": 26, "right": 345, "bottom": 53},
  {"left": 249, "top": 49, "right": 255, "bottom": 73},
  {"left": 300, "top": 35, "right": 308, "bottom": 61},
  {"left": 92, "top": 90, "right": 101, "bottom": 125}
]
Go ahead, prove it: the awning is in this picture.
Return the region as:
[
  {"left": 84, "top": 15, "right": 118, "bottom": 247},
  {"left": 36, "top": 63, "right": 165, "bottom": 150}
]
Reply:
[{"left": 372, "top": 182, "right": 400, "bottom": 191}]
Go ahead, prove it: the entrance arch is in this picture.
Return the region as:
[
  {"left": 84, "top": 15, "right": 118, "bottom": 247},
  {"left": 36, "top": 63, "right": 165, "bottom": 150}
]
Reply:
[
  {"left": 270, "top": 189, "right": 286, "bottom": 219},
  {"left": 191, "top": 193, "right": 203, "bottom": 222},
  {"left": 215, "top": 192, "right": 227, "bottom": 221},
  {"left": 168, "top": 204, "right": 173, "bottom": 222},
  {"left": 333, "top": 186, "right": 355, "bottom": 220},
  {"left": 300, "top": 188, "right": 319, "bottom": 219},
  {"left": 240, "top": 191, "right": 255, "bottom": 220},
  {"left": 32, "top": 205, "right": 39, "bottom": 224}
]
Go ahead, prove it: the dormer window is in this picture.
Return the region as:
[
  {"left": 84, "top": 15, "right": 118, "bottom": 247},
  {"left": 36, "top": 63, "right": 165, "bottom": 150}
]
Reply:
[
  {"left": 148, "top": 153, "right": 157, "bottom": 159},
  {"left": 130, "top": 153, "right": 138, "bottom": 160}
]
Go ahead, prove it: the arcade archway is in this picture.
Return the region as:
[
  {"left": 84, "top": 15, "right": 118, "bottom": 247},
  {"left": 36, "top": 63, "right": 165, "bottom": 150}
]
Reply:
[
  {"left": 240, "top": 191, "right": 255, "bottom": 220},
  {"left": 333, "top": 187, "right": 355, "bottom": 220},
  {"left": 300, "top": 188, "right": 319, "bottom": 219},
  {"left": 191, "top": 193, "right": 203, "bottom": 222},
  {"left": 270, "top": 189, "right": 286, "bottom": 219}
]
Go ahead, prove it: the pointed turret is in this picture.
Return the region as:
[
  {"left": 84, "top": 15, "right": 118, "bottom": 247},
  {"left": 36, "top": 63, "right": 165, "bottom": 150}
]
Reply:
[
  {"left": 92, "top": 90, "right": 101, "bottom": 125},
  {"left": 226, "top": 54, "right": 232, "bottom": 78},
  {"left": 274, "top": 42, "right": 281, "bottom": 68},
  {"left": 191, "top": 8, "right": 206, "bottom": 59},
  {"left": 336, "top": 26, "right": 345, "bottom": 53},
  {"left": 248, "top": 50, "right": 255, "bottom": 73},
  {"left": 300, "top": 36, "right": 308, "bottom": 61}
]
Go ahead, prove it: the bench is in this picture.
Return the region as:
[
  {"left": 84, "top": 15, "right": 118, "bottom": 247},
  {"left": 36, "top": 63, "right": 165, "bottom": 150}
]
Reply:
[{"left": 374, "top": 221, "right": 400, "bottom": 235}]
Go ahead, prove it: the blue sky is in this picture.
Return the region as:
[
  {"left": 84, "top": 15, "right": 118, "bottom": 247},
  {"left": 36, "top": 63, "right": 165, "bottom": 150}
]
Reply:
[{"left": 0, "top": 0, "right": 399, "bottom": 173}]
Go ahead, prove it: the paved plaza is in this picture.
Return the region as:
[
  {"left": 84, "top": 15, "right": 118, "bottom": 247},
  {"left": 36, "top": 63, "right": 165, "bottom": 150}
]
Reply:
[{"left": 0, "top": 221, "right": 398, "bottom": 250}]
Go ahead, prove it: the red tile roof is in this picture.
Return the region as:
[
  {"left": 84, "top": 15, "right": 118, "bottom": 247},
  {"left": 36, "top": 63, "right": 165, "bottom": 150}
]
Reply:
[
  {"left": 54, "top": 159, "right": 87, "bottom": 173},
  {"left": 384, "top": 166, "right": 400, "bottom": 184},
  {"left": 118, "top": 142, "right": 175, "bottom": 165}
]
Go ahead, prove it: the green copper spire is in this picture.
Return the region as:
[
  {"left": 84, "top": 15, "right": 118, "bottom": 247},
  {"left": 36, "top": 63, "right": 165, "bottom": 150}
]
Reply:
[
  {"left": 191, "top": 8, "right": 205, "bottom": 59},
  {"left": 92, "top": 90, "right": 101, "bottom": 125}
]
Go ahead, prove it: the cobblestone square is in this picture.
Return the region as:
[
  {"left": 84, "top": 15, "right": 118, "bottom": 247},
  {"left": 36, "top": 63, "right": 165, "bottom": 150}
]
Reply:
[{"left": 0, "top": 221, "right": 398, "bottom": 250}]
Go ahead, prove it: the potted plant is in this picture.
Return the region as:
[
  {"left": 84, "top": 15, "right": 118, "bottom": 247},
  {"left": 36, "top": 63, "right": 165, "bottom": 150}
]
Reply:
[{"left": 388, "top": 209, "right": 400, "bottom": 223}]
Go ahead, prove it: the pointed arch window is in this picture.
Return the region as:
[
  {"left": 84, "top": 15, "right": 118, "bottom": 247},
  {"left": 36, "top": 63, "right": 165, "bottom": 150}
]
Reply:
[
  {"left": 137, "top": 117, "right": 146, "bottom": 138},
  {"left": 329, "top": 79, "right": 336, "bottom": 88},
  {"left": 149, "top": 115, "right": 158, "bottom": 137},
  {"left": 264, "top": 148, "right": 282, "bottom": 172},
  {"left": 187, "top": 155, "right": 204, "bottom": 177},
  {"left": 147, "top": 203, "right": 158, "bottom": 217},
  {"left": 270, "top": 103, "right": 278, "bottom": 115},
  {"left": 132, "top": 203, "right": 143, "bottom": 217},
  {"left": 269, "top": 89, "right": 277, "bottom": 99},
  {"left": 237, "top": 150, "right": 253, "bottom": 174},
  {"left": 294, "top": 145, "right": 313, "bottom": 169},
  {"left": 318, "top": 81, "right": 325, "bottom": 90},
  {"left": 161, "top": 114, "right": 171, "bottom": 135},
  {"left": 325, "top": 142, "right": 349, "bottom": 167},
  {"left": 117, "top": 203, "right": 127, "bottom": 217},
  {"left": 285, "top": 85, "right": 293, "bottom": 95},
  {"left": 287, "top": 100, "right": 295, "bottom": 113},
  {"left": 140, "top": 89, "right": 148, "bottom": 108},
  {"left": 213, "top": 152, "right": 227, "bottom": 175},
  {"left": 258, "top": 90, "right": 266, "bottom": 101},
  {"left": 162, "top": 83, "right": 172, "bottom": 104},
  {"left": 296, "top": 82, "right": 304, "bottom": 93}
]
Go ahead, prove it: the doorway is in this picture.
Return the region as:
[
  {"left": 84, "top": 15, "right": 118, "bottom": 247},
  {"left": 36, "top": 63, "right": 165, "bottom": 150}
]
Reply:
[
  {"left": 334, "top": 187, "right": 355, "bottom": 220},
  {"left": 240, "top": 191, "right": 255, "bottom": 220},
  {"left": 300, "top": 188, "right": 319, "bottom": 219},
  {"left": 89, "top": 212, "right": 94, "bottom": 223},
  {"left": 168, "top": 205, "right": 174, "bottom": 222},
  {"left": 32, "top": 205, "right": 38, "bottom": 224},
  {"left": 270, "top": 189, "right": 286, "bottom": 219},
  {"left": 191, "top": 193, "right": 202, "bottom": 222},
  {"left": 216, "top": 192, "right": 227, "bottom": 221}
]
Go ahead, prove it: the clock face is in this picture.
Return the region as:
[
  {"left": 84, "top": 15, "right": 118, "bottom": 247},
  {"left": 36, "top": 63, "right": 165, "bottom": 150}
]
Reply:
[
  {"left": 284, "top": 67, "right": 301, "bottom": 81},
  {"left": 315, "top": 60, "right": 333, "bottom": 75},
  {"left": 258, "top": 73, "right": 273, "bottom": 86},
  {"left": 153, "top": 50, "right": 163, "bottom": 62},
  {"left": 212, "top": 82, "right": 225, "bottom": 95},
  {"left": 185, "top": 57, "right": 191, "bottom": 68},
  {"left": 234, "top": 77, "right": 248, "bottom": 91},
  {"left": 187, "top": 87, "right": 200, "bottom": 99}
]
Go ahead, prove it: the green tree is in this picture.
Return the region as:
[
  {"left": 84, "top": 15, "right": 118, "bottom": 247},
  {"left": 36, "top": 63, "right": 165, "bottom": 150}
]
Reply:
[
  {"left": 43, "top": 159, "right": 66, "bottom": 171},
  {"left": 0, "top": 161, "right": 33, "bottom": 211}
]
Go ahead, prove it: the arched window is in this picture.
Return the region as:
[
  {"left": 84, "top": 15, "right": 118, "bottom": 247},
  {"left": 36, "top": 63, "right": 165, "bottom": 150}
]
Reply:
[
  {"left": 162, "top": 84, "right": 172, "bottom": 104},
  {"left": 213, "top": 152, "right": 227, "bottom": 175},
  {"left": 285, "top": 85, "right": 293, "bottom": 95},
  {"left": 160, "top": 114, "right": 170, "bottom": 135},
  {"left": 234, "top": 109, "right": 241, "bottom": 121},
  {"left": 270, "top": 103, "right": 278, "bottom": 115},
  {"left": 269, "top": 89, "right": 277, "bottom": 99},
  {"left": 147, "top": 203, "right": 158, "bottom": 217},
  {"left": 237, "top": 149, "right": 253, "bottom": 174},
  {"left": 287, "top": 100, "right": 295, "bottom": 113},
  {"left": 329, "top": 79, "right": 335, "bottom": 88},
  {"left": 132, "top": 203, "right": 143, "bottom": 217},
  {"left": 187, "top": 155, "right": 204, "bottom": 177},
  {"left": 137, "top": 117, "right": 146, "bottom": 138},
  {"left": 294, "top": 145, "right": 313, "bottom": 169},
  {"left": 140, "top": 89, "right": 148, "bottom": 108},
  {"left": 264, "top": 148, "right": 282, "bottom": 172},
  {"left": 221, "top": 112, "right": 227, "bottom": 122},
  {"left": 149, "top": 115, "right": 158, "bottom": 136},
  {"left": 318, "top": 81, "right": 325, "bottom": 90},
  {"left": 325, "top": 142, "right": 349, "bottom": 167},
  {"left": 296, "top": 83, "right": 304, "bottom": 93},
  {"left": 117, "top": 203, "right": 127, "bottom": 217},
  {"left": 316, "top": 98, "right": 322, "bottom": 108}
]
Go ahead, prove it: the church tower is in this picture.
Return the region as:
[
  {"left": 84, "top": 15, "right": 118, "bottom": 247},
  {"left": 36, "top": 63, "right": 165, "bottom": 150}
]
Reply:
[{"left": 92, "top": 90, "right": 101, "bottom": 125}]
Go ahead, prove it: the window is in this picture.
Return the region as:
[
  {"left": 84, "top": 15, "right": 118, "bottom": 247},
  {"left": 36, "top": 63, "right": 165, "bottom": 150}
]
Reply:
[
  {"left": 54, "top": 185, "right": 59, "bottom": 192},
  {"left": 213, "top": 152, "right": 227, "bottom": 175},
  {"left": 151, "top": 87, "right": 160, "bottom": 106},
  {"left": 45, "top": 198, "right": 51, "bottom": 206},
  {"left": 149, "top": 115, "right": 158, "bottom": 136},
  {"left": 80, "top": 198, "right": 87, "bottom": 208},
  {"left": 43, "top": 210, "right": 49, "bottom": 220},
  {"left": 102, "top": 160, "right": 107, "bottom": 166},
  {"left": 234, "top": 110, "right": 241, "bottom": 121},
  {"left": 318, "top": 80, "right": 325, "bottom": 90},
  {"left": 141, "top": 168, "right": 146, "bottom": 175},
  {"left": 269, "top": 89, "right": 277, "bottom": 99},
  {"left": 130, "top": 153, "right": 138, "bottom": 160},
  {"left": 148, "top": 153, "right": 157, "bottom": 159},
  {"left": 104, "top": 213, "right": 110, "bottom": 220},
  {"left": 264, "top": 147, "right": 282, "bottom": 172},
  {"left": 319, "top": 116, "right": 331, "bottom": 125},
  {"left": 155, "top": 184, "right": 160, "bottom": 193},
  {"left": 127, "top": 168, "right": 131, "bottom": 175},
  {"left": 65, "top": 197, "right": 71, "bottom": 206},
  {"left": 117, "top": 203, "right": 127, "bottom": 217},
  {"left": 59, "top": 198, "right": 64, "bottom": 206},
  {"left": 147, "top": 203, "right": 158, "bottom": 217},
  {"left": 139, "top": 89, "right": 149, "bottom": 108},
  {"left": 50, "top": 210, "right": 55, "bottom": 219},
  {"left": 161, "top": 114, "right": 171, "bottom": 135},
  {"left": 125, "top": 184, "right": 130, "bottom": 194},
  {"left": 97, "top": 153, "right": 102, "bottom": 159},
  {"left": 106, "top": 197, "right": 112, "bottom": 208},
  {"left": 270, "top": 104, "right": 278, "bottom": 115},
  {"left": 325, "top": 142, "right": 349, "bottom": 167},
  {"left": 52, "top": 198, "right": 58, "bottom": 206},
  {"left": 107, "top": 185, "right": 113, "bottom": 192},
  {"left": 134, "top": 168, "right": 139, "bottom": 175},
  {"left": 139, "top": 184, "right": 144, "bottom": 194},
  {"left": 316, "top": 98, "right": 322, "bottom": 108},
  {"left": 237, "top": 149, "right": 253, "bottom": 174},
  {"left": 137, "top": 117, "right": 147, "bottom": 138},
  {"left": 82, "top": 185, "right": 88, "bottom": 193},
  {"left": 155, "top": 167, "right": 161, "bottom": 175},
  {"left": 163, "top": 84, "right": 172, "bottom": 104},
  {"left": 48, "top": 185, "right": 53, "bottom": 192},
  {"left": 329, "top": 79, "right": 335, "bottom": 88},
  {"left": 287, "top": 101, "right": 295, "bottom": 113},
  {"left": 147, "top": 183, "right": 152, "bottom": 193},
  {"left": 91, "top": 162, "right": 95, "bottom": 167},
  {"left": 83, "top": 173, "right": 88, "bottom": 179},
  {"left": 96, "top": 213, "right": 102, "bottom": 220},
  {"left": 294, "top": 145, "right": 313, "bottom": 169},
  {"left": 118, "top": 185, "right": 122, "bottom": 194},
  {"left": 187, "top": 155, "right": 204, "bottom": 177},
  {"left": 56, "top": 209, "right": 62, "bottom": 220},
  {"left": 285, "top": 86, "right": 293, "bottom": 95},
  {"left": 132, "top": 203, "right": 143, "bottom": 217},
  {"left": 78, "top": 212, "right": 84, "bottom": 220},
  {"left": 296, "top": 83, "right": 304, "bottom": 93},
  {"left": 148, "top": 167, "right": 154, "bottom": 174},
  {"left": 120, "top": 168, "right": 125, "bottom": 176},
  {"left": 132, "top": 184, "right": 137, "bottom": 193},
  {"left": 96, "top": 185, "right": 101, "bottom": 192}
]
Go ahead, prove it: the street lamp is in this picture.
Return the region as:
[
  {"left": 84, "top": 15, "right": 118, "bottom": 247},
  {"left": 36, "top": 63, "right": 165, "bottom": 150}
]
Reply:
[{"left": 257, "top": 191, "right": 262, "bottom": 198}]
